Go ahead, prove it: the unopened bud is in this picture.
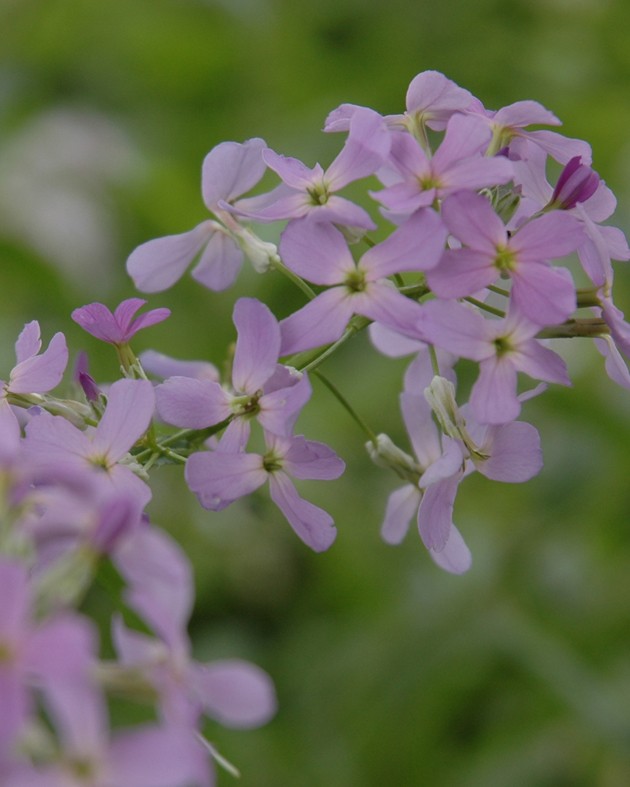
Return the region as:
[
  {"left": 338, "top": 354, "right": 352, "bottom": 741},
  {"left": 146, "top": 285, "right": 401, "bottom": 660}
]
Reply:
[{"left": 367, "top": 433, "right": 421, "bottom": 484}]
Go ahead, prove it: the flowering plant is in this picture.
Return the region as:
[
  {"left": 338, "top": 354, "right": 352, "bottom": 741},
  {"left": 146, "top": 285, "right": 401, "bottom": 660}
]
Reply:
[{"left": 1, "top": 70, "right": 629, "bottom": 784}]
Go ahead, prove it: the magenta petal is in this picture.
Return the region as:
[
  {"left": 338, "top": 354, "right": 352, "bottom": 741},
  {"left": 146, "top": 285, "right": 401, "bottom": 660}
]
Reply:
[
  {"left": 361, "top": 209, "right": 447, "bottom": 277},
  {"left": 109, "top": 725, "right": 208, "bottom": 787},
  {"left": 202, "top": 137, "right": 267, "bottom": 208},
  {"left": 269, "top": 472, "right": 337, "bottom": 552},
  {"left": 191, "top": 229, "right": 243, "bottom": 291},
  {"left": 191, "top": 659, "right": 277, "bottom": 729},
  {"left": 9, "top": 332, "right": 68, "bottom": 394},
  {"left": 185, "top": 450, "right": 267, "bottom": 510},
  {"left": 126, "top": 221, "right": 215, "bottom": 293},
  {"left": 381, "top": 484, "right": 421, "bottom": 545},
  {"left": 280, "top": 219, "right": 354, "bottom": 285},
  {"left": 93, "top": 379, "right": 155, "bottom": 462},
  {"left": 477, "top": 421, "right": 542, "bottom": 482},
  {"left": 156, "top": 378, "right": 229, "bottom": 429},
  {"left": 232, "top": 298, "right": 281, "bottom": 394},
  {"left": 429, "top": 524, "right": 472, "bottom": 574},
  {"left": 14, "top": 320, "right": 41, "bottom": 364},
  {"left": 280, "top": 288, "right": 353, "bottom": 355}
]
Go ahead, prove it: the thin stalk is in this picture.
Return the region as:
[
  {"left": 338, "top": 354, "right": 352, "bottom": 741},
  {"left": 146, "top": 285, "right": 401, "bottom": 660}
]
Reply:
[
  {"left": 313, "top": 370, "right": 378, "bottom": 446},
  {"left": 465, "top": 297, "right": 506, "bottom": 318},
  {"left": 270, "top": 258, "right": 317, "bottom": 300}
]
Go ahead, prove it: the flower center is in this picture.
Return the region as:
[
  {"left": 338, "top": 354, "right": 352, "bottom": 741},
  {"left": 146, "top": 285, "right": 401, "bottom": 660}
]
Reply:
[
  {"left": 262, "top": 450, "right": 284, "bottom": 474},
  {"left": 307, "top": 182, "right": 330, "bottom": 206},
  {"left": 494, "top": 244, "right": 516, "bottom": 275},
  {"left": 344, "top": 268, "right": 367, "bottom": 293}
]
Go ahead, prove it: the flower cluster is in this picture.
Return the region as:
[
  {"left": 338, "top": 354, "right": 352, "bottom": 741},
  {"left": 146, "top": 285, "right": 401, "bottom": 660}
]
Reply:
[{"left": 2, "top": 70, "right": 629, "bottom": 781}]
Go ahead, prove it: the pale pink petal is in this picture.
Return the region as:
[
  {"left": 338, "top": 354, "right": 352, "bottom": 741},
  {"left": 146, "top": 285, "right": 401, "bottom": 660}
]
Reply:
[
  {"left": 156, "top": 378, "right": 230, "bottom": 429},
  {"left": 93, "top": 379, "right": 155, "bottom": 463},
  {"left": 429, "top": 524, "right": 472, "bottom": 574},
  {"left": 109, "top": 725, "right": 209, "bottom": 787},
  {"left": 400, "top": 392, "right": 441, "bottom": 468},
  {"left": 440, "top": 190, "right": 506, "bottom": 251},
  {"left": 361, "top": 208, "right": 447, "bottom": 277},
  {"left": 432, "top": 114, "right": 492, "bottom": 169},
  {"left": 185, "top": 450, "right": 267, "bottom": 510},
  {"left": 139, "top": 350, "right": 219, "bottom": 382},
  {"left": 427, "top": 248, "right": 496, "bottom": 299},
  {"left": 232, "top": 298, "right": 280, "bottom": 394},
  {"left": 191, "top": 659, "right": 277, "bottom": 728},
  {"left": 268, "top": 472, "right": 337, "bottom": 552},
  {"left": 511, "top": 212, "right": 584, "bottom": 262},
  {"left": 476, "top": 421, "right": 542, "bottom": 482},
  {"left": 511, "top": 263, "right": 576, "bottom": 326},
  {"left": 417, "top": 474, "right": 460, "bottom": 551},
  {"left": 283, "top": 437, "right": 345, "bottom": 480},
  {"left": 354, "top": 282, "right": 425, "bottom": 339},
  {"left": 515, "top": 339, "right": 571, "bottom": 386},
  {"left": 416, "top": 300, "right": 491, "bottom": 360},
  {"left": 258, "top": 373, "right": 311, "bottom": 436},
  {"left": 14, "top": 321, "right": 41, "bottom": 364},
  {"left": 380, "top": 484, "right": 421, "bottom": 544},
  {"left": 493, "top": 100, "right": 560, "bottom": 128},
  {"left": 325, "top": 107, "right": 390, "bottom": 190},
  {"left": 279, "top": 288, "right": 354, "bottom": 355},
  {"left": 202, "top": 137, "right": 267, "bottom": 208},
  {"left": 405, "top": 71, "right": 473, "bottom": 127},
  {"left": 279, "top": 219, "right": 354, "bottom": 285},
  {"left": 9, "top": 332, "right": 68, "bottom": 394},
  {"left": 470, "top": 358, "right": 520, "bottom": 424},
  {"left": 191, "top": 230, "right": 243, "bottom": 291},
  {"left": 126, "top": 221, "right": 215, "bottom": 293}
]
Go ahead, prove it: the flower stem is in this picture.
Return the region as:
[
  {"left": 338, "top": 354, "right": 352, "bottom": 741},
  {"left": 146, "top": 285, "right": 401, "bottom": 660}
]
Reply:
[
  {"left": 270, "top": 258, "right": 317, "bottom": 300},
  {"left": 312, "top": 370, "right": 378, "bottom": 446}
]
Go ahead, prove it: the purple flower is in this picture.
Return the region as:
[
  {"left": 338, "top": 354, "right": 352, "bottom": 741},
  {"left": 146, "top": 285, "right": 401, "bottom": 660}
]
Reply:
[
  {"left": 72, "top": 299, "right": 170, "bottom": 345},
  {"left": 416, "top": 300, "right": 570, "bottom": 424},
  {"left": 157, "top": 298, "right": 311, "bottom": 451},
  {"left": 185, "top": 432, "right": 344, "bottom": 552},
  {"left": 232, "top": 108, "right": 390, "bottom": 230},
  {"left": 427, "top": 190, "right": 583, "bottom": 326},
  {"left": 370, "top": 114, "right": 513, "bottom": 216},
  {"left": 548, "top": 156, "right": 600, "bottom": 210},
  {"left": 127, "top": 138, "right": 273, "bottom": 292},
  {"left": 2, "top": 320, "right": 68, "bottom": 399},
  {"left": 24, "top": 378, "right": 155, "bottom": 507},
  {"left": 0, "top": 558, "right": 96, "bottom": 759},
  {"left": 278, "top": 210, "right": 447, "bottom": 355}
]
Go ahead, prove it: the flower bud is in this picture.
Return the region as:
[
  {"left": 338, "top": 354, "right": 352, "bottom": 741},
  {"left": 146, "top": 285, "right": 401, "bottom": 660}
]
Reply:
[
  {"left": 367, "top": 433, "right": 421, "bottom": 484},
  {"left": 548, "top": 156, "right": 600, "bottom": 210}
]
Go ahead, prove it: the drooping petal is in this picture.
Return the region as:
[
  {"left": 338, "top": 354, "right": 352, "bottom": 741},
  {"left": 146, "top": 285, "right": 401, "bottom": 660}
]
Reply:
[
  {"left": 190, "top": 659, "right": 277, "bottom": 729},
  {"left": 417, "top": 474, "right": 461, "bottom": 551},
  {"left": 429, "top": 524, "right": 472, "bottom": 574},
  {"left": 470, "top": 357, "right": 520, "bottom": 425},
  {"left": 258, "top": 373, "right": 312, "bottom": 437},
  {"left": 380, "top": 484, "right": 421, "bottom": 545},
  {"left": 156, "top": 377, "right": 230, "bottom": 429},
  {"left": 283, "top": 436, "right": 345, "bottom": 481},
  {"left": 232, "top": 298, "right": 281, "bottom": 394},
  {"left": 139, "top": 350, "right": 219, "bottom": 382},
  {"left": 268, "top": 472, "right": 337, "bottom": 552},
  {"left": 190, "top": 229, "right": 244, "bottom": 291},
  {"left": 399, "top": 392, "right": 441, "bottom": 468},
  {"left": 476, "top": 421, "right": 543, "bottom": 482},
  {"left": 126, "top": 221, "right": 215, "bottom": 293}
]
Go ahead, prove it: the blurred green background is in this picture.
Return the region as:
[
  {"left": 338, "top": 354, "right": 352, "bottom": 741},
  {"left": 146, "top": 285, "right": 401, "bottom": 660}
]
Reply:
[{"left": 3, "top": 0, "right": 630, "bottom": 784}]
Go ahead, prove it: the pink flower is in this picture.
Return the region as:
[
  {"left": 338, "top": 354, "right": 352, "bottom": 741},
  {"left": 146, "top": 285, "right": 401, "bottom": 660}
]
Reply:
[{"left": 72, "top": 299, "right": 170, "bottom": 345}]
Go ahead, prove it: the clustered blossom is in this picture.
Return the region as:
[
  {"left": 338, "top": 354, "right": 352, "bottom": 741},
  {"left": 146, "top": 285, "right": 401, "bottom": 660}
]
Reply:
[{"left": 2, "top": 70, "right": 630, "bottom": 780}]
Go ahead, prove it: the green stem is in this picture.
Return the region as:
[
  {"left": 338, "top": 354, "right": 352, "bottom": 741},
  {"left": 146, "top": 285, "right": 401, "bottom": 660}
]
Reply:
[
  {"left": 270, "top": 258, "right": 317, "bottom": 300},
  {"left": 312, "top": 370, "right": 378, "bottom": 445},
  {"left": 429, "top": 344, "right": 440, "bottom": 377},
  {"left": 465, "top": 297, "right": 506, "bottom": 318},
  {"left": 487, "top": 284, "right": 510, "bottom": 298},
  {"left": 536, "top": 318, "right": 609, "bottom": 340}
]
